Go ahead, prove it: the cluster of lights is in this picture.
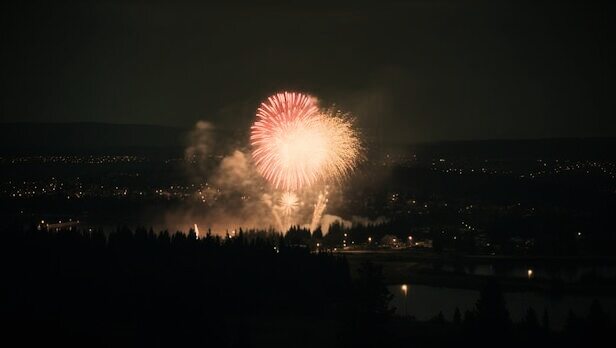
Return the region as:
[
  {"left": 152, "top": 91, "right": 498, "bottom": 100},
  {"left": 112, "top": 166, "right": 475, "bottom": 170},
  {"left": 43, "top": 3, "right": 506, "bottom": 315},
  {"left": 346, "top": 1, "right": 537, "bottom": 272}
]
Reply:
[
  {"left": 430, "top": 158, "right": 616, "bottom": 180},
  {"left": 3, "top": 155, "right": 142, "bottom": 164},
  {"left": 461, "top": 221, "right": 475, "bottom": 231}
]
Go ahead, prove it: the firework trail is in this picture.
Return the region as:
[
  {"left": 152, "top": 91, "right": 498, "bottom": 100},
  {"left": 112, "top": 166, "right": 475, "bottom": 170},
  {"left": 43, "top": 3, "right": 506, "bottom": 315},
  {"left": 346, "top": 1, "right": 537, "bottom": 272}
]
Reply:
[
  {"left": 262, "top": 194, "right": 285, "bottom": 231},
  {"left": 309, "top": 190, "right": 328, "bottom": 232}
]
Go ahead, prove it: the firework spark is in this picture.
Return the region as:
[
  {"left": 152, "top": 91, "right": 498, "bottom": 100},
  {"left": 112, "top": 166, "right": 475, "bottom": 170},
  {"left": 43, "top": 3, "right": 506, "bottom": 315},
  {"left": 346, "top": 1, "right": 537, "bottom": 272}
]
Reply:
[{"left": 250, "top": 92, "right": 361, "bottom": 191}]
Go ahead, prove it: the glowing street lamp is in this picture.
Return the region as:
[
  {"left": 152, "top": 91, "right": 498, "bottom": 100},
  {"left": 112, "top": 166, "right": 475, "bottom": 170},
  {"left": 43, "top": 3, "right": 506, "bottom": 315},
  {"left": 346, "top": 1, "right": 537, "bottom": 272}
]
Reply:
[{"left": 527, "top": 269, "right": 533, "bottom": 279}]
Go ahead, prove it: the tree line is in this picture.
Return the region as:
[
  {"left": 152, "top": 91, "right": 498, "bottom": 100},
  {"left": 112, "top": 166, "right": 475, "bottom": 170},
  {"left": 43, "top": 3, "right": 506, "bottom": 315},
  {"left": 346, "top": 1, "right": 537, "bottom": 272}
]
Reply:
[{"left": 0, "top": 224, "right": 612, "bottom": 347}]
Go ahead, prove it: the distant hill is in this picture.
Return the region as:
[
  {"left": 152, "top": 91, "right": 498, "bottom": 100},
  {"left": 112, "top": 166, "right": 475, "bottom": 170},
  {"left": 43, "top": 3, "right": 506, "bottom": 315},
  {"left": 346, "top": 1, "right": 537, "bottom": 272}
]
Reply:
[
  {"left": 404, "top": 138, "right": 616, "bottom": 160},
  {"left": 0, "top": 123, "right": 188, "bottom": 155},
  {"left": 370, "top": 138, "right": 616, "bottom": 161},
  {"left": 1, "top": 122, "right": 614, "bottom": 160}
]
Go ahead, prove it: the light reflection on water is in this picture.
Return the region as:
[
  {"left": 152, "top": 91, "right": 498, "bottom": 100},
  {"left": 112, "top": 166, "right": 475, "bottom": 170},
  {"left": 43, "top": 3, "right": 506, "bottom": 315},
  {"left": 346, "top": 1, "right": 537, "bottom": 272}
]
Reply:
[
  {"left": 388, "top": 284, "right": 616, "bottom": 330},
  {"left": 438, "top": 264, "right": 616, "bottom": 282}
]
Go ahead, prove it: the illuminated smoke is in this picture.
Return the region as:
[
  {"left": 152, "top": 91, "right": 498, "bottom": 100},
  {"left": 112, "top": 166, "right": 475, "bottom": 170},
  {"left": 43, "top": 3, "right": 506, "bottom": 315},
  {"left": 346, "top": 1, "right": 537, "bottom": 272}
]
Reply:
[{"left": 169, "top": 92, "right": 363, "bottom": 235}]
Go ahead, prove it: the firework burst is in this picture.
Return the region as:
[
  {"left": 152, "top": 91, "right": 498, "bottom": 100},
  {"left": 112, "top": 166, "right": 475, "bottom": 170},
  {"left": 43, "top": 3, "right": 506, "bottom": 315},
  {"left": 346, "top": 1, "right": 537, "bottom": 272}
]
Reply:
[
  {"left": 250, "top": 92, "right": 361, "bottom": 191},
  {"left": 279, "top": 191, "right": 299, "bottom": 216}
]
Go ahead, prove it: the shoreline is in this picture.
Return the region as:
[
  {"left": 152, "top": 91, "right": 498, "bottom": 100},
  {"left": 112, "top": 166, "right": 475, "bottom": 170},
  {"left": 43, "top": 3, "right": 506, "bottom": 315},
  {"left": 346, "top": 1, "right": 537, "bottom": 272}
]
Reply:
[{"left": 341, "top": 250, "right": 616, "bottom": 296}]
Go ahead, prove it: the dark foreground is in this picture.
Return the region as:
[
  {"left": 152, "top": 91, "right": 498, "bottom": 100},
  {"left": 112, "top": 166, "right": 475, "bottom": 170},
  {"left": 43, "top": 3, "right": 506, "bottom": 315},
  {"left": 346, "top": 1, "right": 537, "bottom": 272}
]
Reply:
[{"left": 1, "top": 225, "right": 612, "bottom": 347}]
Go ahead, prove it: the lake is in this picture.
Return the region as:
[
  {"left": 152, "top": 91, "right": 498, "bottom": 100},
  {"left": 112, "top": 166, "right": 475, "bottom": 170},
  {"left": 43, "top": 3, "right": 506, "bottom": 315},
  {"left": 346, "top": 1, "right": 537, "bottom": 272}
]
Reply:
[{"left": 388, "top": 284, "right": 616, "bottom": 330}]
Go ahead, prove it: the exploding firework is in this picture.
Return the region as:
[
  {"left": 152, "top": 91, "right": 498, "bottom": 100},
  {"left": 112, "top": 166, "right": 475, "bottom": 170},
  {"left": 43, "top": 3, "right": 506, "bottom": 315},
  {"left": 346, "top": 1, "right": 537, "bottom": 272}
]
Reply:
[
  {"left": 250, "top": 92, "right": 361, "bottom": 191},
  {"left": 279, "top": 192, "right": 299, "bottom": 216}
]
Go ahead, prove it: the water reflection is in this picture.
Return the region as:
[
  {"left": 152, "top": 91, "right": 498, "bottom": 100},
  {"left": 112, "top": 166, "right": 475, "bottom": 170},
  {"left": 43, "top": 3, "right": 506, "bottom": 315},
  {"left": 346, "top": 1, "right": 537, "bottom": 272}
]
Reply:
[
  {"left": 388, "top": 284, "right": 616, "bottom": 330},
  {"left": 435, "top": 264, "right": 616, "bottom": 282}
]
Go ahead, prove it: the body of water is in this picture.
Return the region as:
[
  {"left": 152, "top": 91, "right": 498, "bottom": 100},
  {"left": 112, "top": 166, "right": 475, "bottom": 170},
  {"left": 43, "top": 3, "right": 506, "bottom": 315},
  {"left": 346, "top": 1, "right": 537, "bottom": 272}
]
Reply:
[
  {"left": 440, "top": 264, "right": 616, "bottom": 283},
  {"left": 388, "top": 284, "right": 616, "bottom": 330}
]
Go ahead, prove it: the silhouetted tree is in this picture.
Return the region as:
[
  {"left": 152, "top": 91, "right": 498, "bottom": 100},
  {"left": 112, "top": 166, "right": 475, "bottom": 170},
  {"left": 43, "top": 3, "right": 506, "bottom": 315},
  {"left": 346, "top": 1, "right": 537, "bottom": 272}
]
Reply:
[
  {"left": 453, "top": 307, "right": 462, "bottom": 325},
  {"left": 431, "top": 311, "right": 445, "bottom": 325},
  {"left": 541, "top": 308, "right": 550, "bottom": 332},
  {"left": 588, "top": 299, "right": 610, "bottom": 333},
  {"left": 523, "top": 307, "right": 539, "bottom": 331},
  {"left": 1, "top": 225, "right": 354, "bottom": 347},
  {"left": 354, "top": 261, "right": 394, "bottom": 317},
  {"left": 565, "top": 310, "right": 583, "bottom": 333},
  {"left": 312, "top": 226, "right": 323, "bottom": 240},
  {"left": 475, "top": 279, "right": 511, "bottom": 335}
]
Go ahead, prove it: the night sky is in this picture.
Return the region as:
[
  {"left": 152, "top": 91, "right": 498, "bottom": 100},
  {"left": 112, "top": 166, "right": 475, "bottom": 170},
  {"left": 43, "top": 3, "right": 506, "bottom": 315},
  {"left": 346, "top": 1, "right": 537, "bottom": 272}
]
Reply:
[{"left": 1, "top": 0, "right": 614, "bottom": 142}]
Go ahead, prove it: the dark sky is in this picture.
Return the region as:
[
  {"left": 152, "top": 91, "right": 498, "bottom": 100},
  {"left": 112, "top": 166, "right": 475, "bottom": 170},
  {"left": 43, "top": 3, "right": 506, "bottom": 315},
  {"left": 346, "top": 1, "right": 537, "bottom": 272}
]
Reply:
[{"left": 1, "top": 0, "right": 614, "bottom": 142}]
